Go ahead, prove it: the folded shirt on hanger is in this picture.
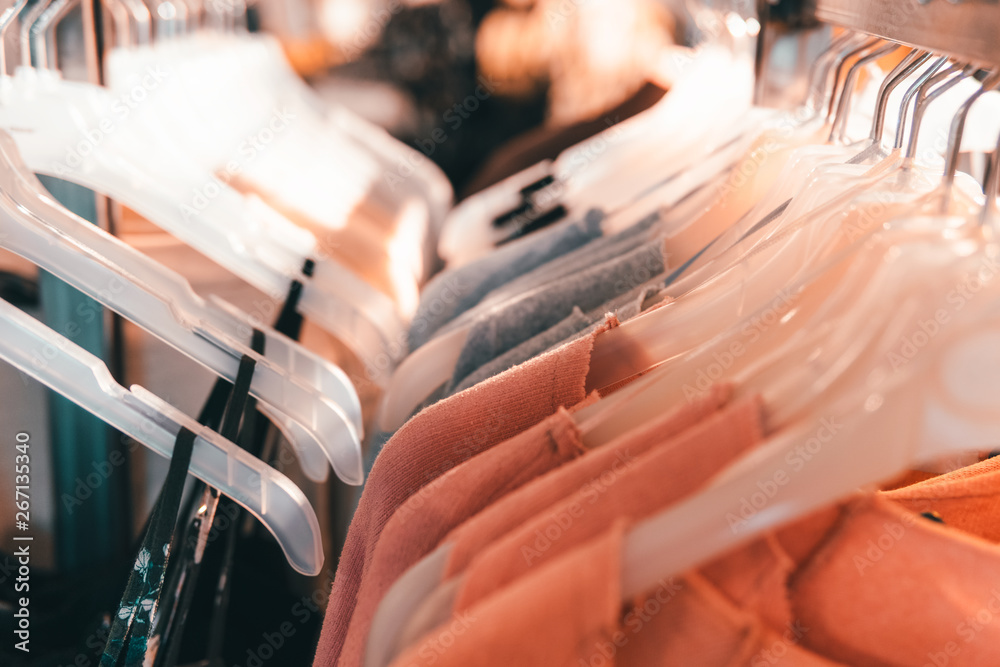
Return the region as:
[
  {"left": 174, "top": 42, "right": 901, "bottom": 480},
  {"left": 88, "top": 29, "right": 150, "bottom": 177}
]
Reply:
[
  {"left": 313, "top": 315, "right": 621, "bottom": 666},
  {"left": 383, "top": 468, "right": 1000, "bottom": 667},
  {"left": 409, "top": 210, "right": 606, "bottom": 352},
  {"left": 448, "top": 239, "right": 669, "bottom": 386},
  {"left": 431, "top": 393, "right": 764, "bottom": 619},
  {"left": 336, "top": 402, "right": 594, "bottom": 666},
  {"left": 446, "top": 284, "right": 666, "bottom": 396},
  {"left": 386, "top": 520, "right": 844, "bottom": 667},
  {"left": 440, "top": 383, "right": 733, "bottom": 578}
]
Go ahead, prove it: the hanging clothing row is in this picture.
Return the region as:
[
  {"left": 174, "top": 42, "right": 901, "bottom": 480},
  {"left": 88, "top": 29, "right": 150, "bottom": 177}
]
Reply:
[
  {"left": 313, "top": 0, "right": 1000, "bottom": 665},
  {"left": 2, "top": 0, "right": 1000, "bottom": 665}
]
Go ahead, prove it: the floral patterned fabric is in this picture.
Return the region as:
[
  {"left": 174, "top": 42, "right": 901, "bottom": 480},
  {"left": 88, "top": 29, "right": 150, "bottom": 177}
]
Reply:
[{"left": 100, "top": 428, "right": 196, "bottom": 667}]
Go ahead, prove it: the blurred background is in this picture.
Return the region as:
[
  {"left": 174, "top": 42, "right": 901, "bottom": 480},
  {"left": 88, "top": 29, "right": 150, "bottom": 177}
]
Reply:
[{"left": 267, "top": 0, "right": 684, "bottom": 197}]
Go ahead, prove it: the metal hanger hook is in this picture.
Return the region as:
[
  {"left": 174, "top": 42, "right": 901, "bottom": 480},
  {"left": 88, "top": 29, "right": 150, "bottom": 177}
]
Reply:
[
  {"left": 0, "top": 0, "right": 28, "bottom": 76},
  {"left": 893, "top": 56, "right": 948, "bottom": 150},
  {"left": 869, "top": 49, "right": 930, "bottom": 147},
  {"left": 18, "top": 0, "right": 50, "bottom": 69},
  {"left": 905, "top": 62, "right": 975, "bottom": 161},
  {"left": 830, "top": 42, "right": 900, "bottom": 144},
  {"left": 825, "top": 36, "right": 881, "bottom": 123},
  {"left": 34, "top": 0, "right": 77, "bottom": 70},
  {"left": 943, "top": 70, "right": 1000, "bottom": 190},
  {"left": 804, "top": 30, "right": 861, "bottom": 112}
]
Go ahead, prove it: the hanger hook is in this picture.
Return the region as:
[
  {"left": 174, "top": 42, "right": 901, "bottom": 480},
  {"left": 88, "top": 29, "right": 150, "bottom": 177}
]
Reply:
[
  {"left": 34, "top": 0, "right": 77, "bottom": 70},
  {"left": 0, "top": 0, "right": 29, "bottom": 76},
  {"left": 943, "top": 70, "right": 1000, "bottom": 190},
  {"left": 982, "top": 129, "right": 1000, "bottom": 228},
  {"left": 893, "top": 56, "right": 948, "bottom": 149},
  {"left": 830, "top": 42, "right": 900, "bottom": 144},
  {"left": 104, "top": 0, "right": 133, "bottom": 47},
  {"left": 808, "top": 32, "right": 871, "bottom": 117},
  {"left": 804, "top": 30, "right": 861, "bottom": 112},
  {"left": 825, "top": 37, "right": 881, "bottom": 123},
  {"left": 868, "top": 49, "right": 930, "bottom": 148},
  {"left": 20, "top": 0, "right": 52, "bottom": 69},
  {"left": 905, "top": 62, "right": 974, "bottom": 161}
]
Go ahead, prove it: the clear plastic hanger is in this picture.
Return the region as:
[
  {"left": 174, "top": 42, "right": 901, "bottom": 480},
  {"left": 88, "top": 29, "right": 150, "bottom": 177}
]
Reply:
[
  {"left": 1, "top": 0, "right": 408, "bottom": 383},
  {"left": 648, "top": 44, "right": 924, "bottom": 288},
  {"left": 377, "top": 47, "right": 769, "bottom": 430},
  {"left": 615, "top": 65, "right": 1000, "bottom": 600},
  {"left": 0, "top": 295, "right": 324, "bottom": 575},
  {"left": 437, "top": 46, "right": 756, "bottom": 268},
  {"left": 578, "top": 54, "right": 977, "bottom": 396},
  {"left": 5, "top": 3, "right": 367, "bottom": 480},
  {"left": 571, "top": 50, "right": 974, "bottom": 425},
  {"left": 0, "top": 127, "right": 365, "bottom": 483},
  {"left": 621, "top": 228, "right": 1000, "bottom": 599},
  {"left": 105, "top": 1, "right": 444, "bottom": 286}
]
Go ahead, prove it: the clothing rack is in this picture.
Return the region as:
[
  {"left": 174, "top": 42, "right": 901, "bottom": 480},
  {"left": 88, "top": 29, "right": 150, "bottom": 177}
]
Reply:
[{"left": 813, "top": 0, "right": 1000, "bottom": 66}]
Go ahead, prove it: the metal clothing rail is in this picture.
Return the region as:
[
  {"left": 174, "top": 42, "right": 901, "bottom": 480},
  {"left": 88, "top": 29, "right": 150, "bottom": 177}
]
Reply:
[{"left": 814, "top": 0, "right": 1000, "bottom": 67}]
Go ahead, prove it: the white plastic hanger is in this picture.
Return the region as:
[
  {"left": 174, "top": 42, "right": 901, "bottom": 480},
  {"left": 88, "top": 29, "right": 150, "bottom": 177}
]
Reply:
[
  {"left": 621, "top": 231, "right": 1000, "bottom": 599},
  {"left": 576, "top": 59, "right": 981, "bottom": 435},
  {"left": 0, "top": 296, "right": 324, "bottom": 575},
  {"left": 617, "top": 67, "right": 1000, "bottom": 599},
  {"left": 376, "top": 50, "right": 765, "bottom": 431},
  {"left": 102, "top": 8, "right": 433, "bottom": 296},
  {"left": 0, "top": 0, "right": 408, "bottom": 380},
  {"left": 0, "top": 128, "right": 365, "bottom": 483},
  {"left": 578, "top": 56, "right": 981, "bottom": 394},
  {"left": 436, "top": 47, "right": 756, "bottom": 268}
]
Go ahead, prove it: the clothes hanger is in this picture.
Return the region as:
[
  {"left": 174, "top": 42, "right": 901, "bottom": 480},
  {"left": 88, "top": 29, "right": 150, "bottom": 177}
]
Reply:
[
  {"left": 630, "top": 49, "right": 934, "bottom": 321},
  {"left": 612, "top": 64, "right": 1000, "bottom": 600},
  {"left": 645, "top": 38, "right": 885, "bottom": 270},
  {"left": 2, "top": 0, "right": 409, "bottom": 383},
  {"left": 0, "top": 295, "right": 324, "bottom": 575},
  {"left": 34, "top": 0, "right": 76, "bottom": 69},
  {"left": 377, "top": 46, "right": 776, "bottom": 430},
  {"left": 117, "top": 0, "right": 427, "bottom": 331},
  {"left": 104, "top": 2, "right": 439, "bottom": 290},
  {"left": 437, "top": 46, "right": 756, "bottom": 268},
  {"left": 577, "top": 54, "right": 975, "bottom": 398},
  {"left": 575, "top": 54, "right": 972, "bottom": 427},
  {"left": 381, "top": 37, "right": 896, "bottom": 430},
  {"left": 620, "top": 224, "right": 1000, "bottom": 599},
  {"left": 0, "top": 126, "right": 366, "bottom": 483},
  {"left": 4, "top": 1, "right": 367, "bottom": 479},
  {"left": 636, "top": 40, "right": 903, "bottom": 291}
]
